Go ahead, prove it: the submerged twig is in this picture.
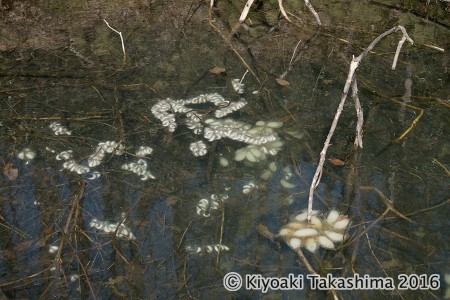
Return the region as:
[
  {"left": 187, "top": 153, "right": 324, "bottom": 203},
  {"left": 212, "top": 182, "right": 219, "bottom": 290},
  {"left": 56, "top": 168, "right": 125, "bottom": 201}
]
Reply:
[{"left": 208, "top": 8, "right": 260, "bottom": 83}]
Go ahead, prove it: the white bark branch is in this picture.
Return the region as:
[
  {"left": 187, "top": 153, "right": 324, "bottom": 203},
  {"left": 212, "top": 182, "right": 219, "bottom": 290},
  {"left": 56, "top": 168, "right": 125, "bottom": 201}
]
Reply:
[{"left": 103, "top": 19, "right": 126, "bottom": 62}]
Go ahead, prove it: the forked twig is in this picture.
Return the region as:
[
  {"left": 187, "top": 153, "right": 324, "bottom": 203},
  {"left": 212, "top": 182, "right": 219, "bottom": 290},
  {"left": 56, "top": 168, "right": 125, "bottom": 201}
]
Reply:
[{"left": 306, "top": 26, "right": 414, "bottom": 221}]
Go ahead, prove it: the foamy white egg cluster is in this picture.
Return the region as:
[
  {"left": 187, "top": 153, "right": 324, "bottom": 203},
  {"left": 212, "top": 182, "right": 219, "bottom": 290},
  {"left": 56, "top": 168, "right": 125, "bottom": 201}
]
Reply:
[
  {"left": 189, "top": 140, "right": 207, "bottom": 157},
  {"left": 17, "top": 148, "right": 36, "bottom": 162},
  {"left": 49, "top": 122, "right": 72, "bottom": 135},
  {"left": 121, "top": 159, "right": 155, "bottom": 181},
  {"left": 185, "top": 243, "right": 230, "bottom": 255},
  {"left": 196, "top": 193, "right": 228, "bottom": 217},
  {"left": 89, "top": 218, "right": 136, "bottom": 240},
  {"left": 279, "top": 210, "right": 351, "bottom": 253}
]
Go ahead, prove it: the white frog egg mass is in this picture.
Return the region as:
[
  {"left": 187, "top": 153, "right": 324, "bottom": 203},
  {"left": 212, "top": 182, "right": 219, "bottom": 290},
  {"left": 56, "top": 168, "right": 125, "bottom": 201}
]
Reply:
[{"left": 278, "top": 210, "right": 351, "bottom": 253}]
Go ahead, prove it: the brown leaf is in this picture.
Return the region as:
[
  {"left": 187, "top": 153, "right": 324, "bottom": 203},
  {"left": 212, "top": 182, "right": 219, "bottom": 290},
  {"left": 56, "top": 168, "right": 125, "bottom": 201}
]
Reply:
[
  {"left": 3, "top": 163, "right": 18, "bottom": 181},
  {"left": 276, "top": 78, "right": 290, "bottom": 86},
  {"left": 209, "top": 66, "right": 226, "bottom": 75},
  {"left": 328, "top": 158, "right": 345, "bottom": 166}
]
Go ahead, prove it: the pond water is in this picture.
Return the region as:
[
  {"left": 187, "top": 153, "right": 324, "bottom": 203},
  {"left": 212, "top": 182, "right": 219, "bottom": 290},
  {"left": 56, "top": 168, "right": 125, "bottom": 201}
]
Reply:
[{"left": 0, "top": 0, "right": 449, "bottom": 299}]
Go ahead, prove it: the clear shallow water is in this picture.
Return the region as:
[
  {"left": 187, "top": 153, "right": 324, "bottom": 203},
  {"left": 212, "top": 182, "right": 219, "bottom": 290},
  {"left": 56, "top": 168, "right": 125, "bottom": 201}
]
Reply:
[{"left": 0, "top": 1, "right": 449, "bottom": 299}]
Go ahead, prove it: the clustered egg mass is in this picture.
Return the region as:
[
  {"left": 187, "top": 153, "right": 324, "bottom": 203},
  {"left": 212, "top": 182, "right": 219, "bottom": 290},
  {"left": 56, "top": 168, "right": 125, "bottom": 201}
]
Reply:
[{"left": 278, "top": 210, "right": 351, "bottom": 253}]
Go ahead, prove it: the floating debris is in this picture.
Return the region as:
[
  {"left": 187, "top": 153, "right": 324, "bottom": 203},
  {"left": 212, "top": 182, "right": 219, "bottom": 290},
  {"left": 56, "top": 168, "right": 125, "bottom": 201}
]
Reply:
[
  {"left": 185, "top": 243, "right": 230, "bottom": 255},
  {"left": 49, "top": 122, "right": 72, "bottom": 135},
  {"left": 278, "top": 210, "right": 351, "bottom": 253},
  {"left": 17, "top": 148, "right": 36, "bottom": 162},
  {"left": 189, "top": 140, "right": 207, "bottom": 157},
  {"left": 89, "top": 218, "right": 136, "bottom": 240},
  {"left": 196, "top": 193, "right": 228, "bottom": 217},
  {"left": 121, "top": 159, "right": 155, "bottom": 181}
]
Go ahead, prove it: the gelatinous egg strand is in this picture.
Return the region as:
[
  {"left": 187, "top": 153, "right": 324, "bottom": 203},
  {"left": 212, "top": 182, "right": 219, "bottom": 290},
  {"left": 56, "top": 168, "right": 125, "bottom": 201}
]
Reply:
[
  {"left": 135, "top": 146, "right": 153, "bottom": 157},
  {"left": 196, "top": 193, "right": 228, "bottom": 217},
  {"left": 49, "top": 122, "right": 72, "bottom": 135},
  {"left": 121, "top": 159, "right": 156, "bottom": 181},
  {"left": 185, "top": 243, "right": 230, "bottom": 255},
  {"left": 278, "top": 210, "right": 351, "bottom": 253},
  {"left": 89, "top": 218, "right": 136, "bottom": 240},
  {"left": 63, "top": 160, "right": 90, "bottom": 175}
]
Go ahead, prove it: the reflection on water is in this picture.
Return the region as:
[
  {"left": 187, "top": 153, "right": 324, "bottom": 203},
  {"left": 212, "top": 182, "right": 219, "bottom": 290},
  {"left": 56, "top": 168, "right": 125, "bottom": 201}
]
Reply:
[{"left": 0, "top": 0, "right": 449, "bottom": 299}]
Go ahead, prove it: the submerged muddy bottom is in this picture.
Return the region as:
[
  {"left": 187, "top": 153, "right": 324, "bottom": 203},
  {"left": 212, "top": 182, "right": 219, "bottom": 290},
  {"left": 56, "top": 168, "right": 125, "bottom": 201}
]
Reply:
[{"left": 0, "top": 1, "right": 449, "bottom": 299}]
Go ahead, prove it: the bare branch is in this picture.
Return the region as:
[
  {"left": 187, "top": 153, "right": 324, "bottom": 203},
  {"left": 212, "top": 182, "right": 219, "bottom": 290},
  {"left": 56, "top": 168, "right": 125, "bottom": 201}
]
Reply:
[
  {"left": 239, "top": 0, "right": 255, "bottom": 22},
  {"left": 304, "top": 0, "right": 321, "bottom": 26},
  {"left": 306, "top": 26, "right": 414, "bottom": 221},
  {"left": 352, "top": 79, "right": 364, "bottom": 148},
  {"left": 278, "top": 0, "right": 292, "bottom": 22}
]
